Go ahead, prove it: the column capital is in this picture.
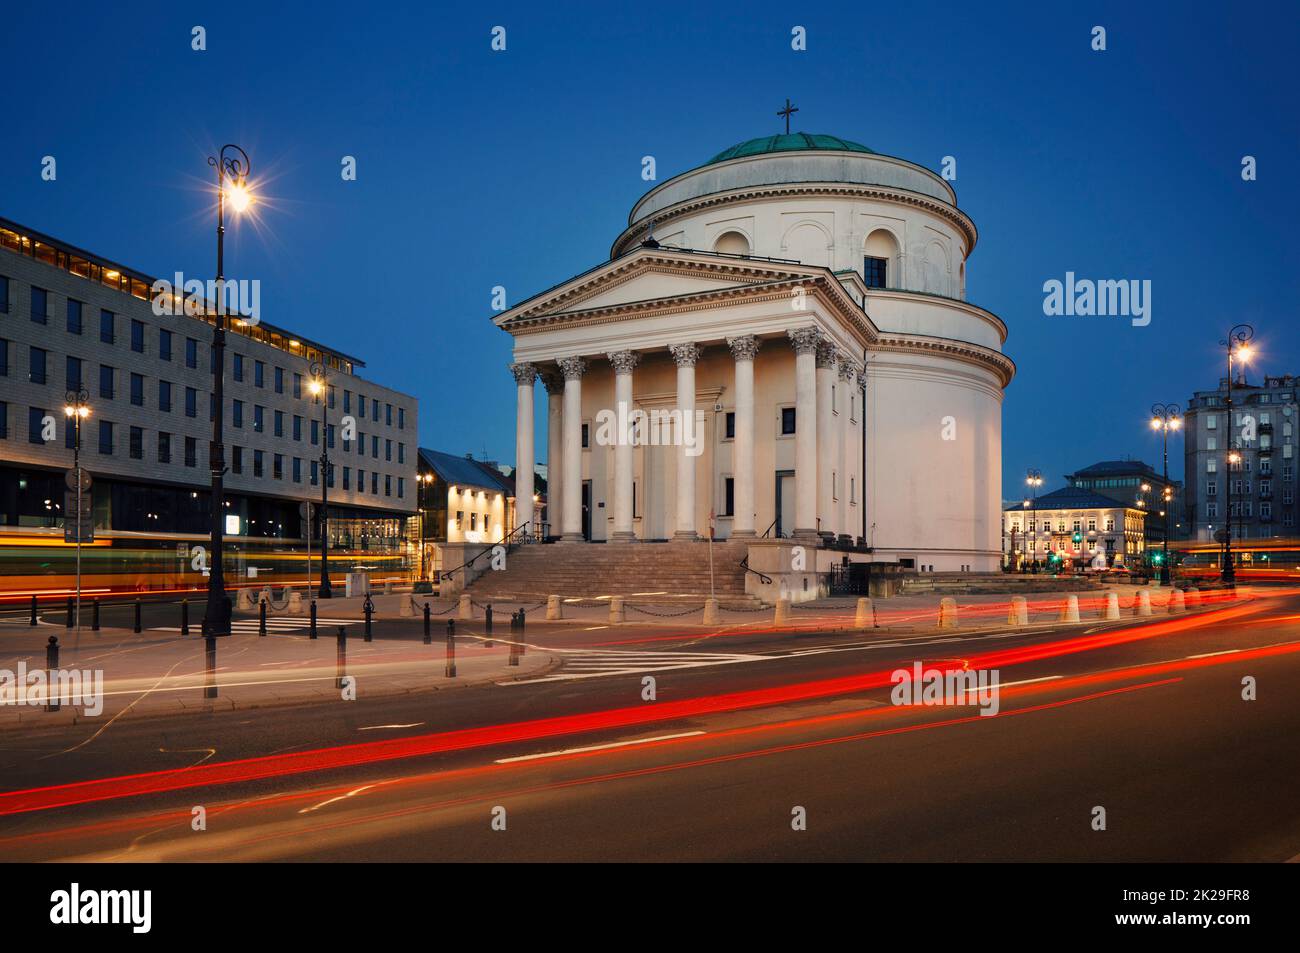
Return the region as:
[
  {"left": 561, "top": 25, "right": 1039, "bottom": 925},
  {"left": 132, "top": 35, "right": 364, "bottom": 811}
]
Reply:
[
  {"left": 541, "top": 371, "right": 565, "bottom": 395},
  {"left": 727, "top": 334, "right": 761, "bottom": 362},
  {"left": 557, "top": 356, "right": 587, "bottom": 381},
  {"left": 856, "top": 368, "right": 868, "bottom": 390},
  {"left": 837, "top": 360, "right": 857, "bottom": 382},
  {"left": 607, "top": 349, "right": 641, "bottom": 374},
  {"left": 787, "top": 326, "right": 822, "bottom": 355},
  {"left": 668, "top": 342, "right": 702, "bottom": 367},
  {"left": 815, "top": 339, "right": 839, "bottom": 369},
  {"left": 509, "top": 362, "right": 537, "bottom": 386}
]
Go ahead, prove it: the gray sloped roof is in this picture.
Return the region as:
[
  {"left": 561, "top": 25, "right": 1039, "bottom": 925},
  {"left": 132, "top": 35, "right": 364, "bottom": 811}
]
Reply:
[{"left": 418, "top": 448, "right": 512, "bottom": 493}]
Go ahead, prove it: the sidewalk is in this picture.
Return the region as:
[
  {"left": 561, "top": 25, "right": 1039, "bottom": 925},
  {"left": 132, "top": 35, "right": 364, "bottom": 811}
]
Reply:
[{"left": 0, "top": 624, "right": 556, "bottom": 731}]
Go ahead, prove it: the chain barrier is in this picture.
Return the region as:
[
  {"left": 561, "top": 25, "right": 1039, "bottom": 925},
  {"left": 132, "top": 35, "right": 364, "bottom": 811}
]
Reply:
[
  {"left": 424, "top": 602, "right": 458, "bottom": 616},
  {"left": 566, "top": 599, "right": 610, "bottom": 608},
  {"left": 719, "top": 603, "right": 772, "bottom": 613},
  {"left": 626, "top": 603, "right": 705, "bottom": 618}
]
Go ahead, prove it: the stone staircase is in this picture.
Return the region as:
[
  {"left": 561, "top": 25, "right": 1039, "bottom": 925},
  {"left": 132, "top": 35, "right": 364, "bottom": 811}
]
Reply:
[
  {"left": 899, "top": 572, "right": 1104, "bottom": 596},
  {"left": 464, "top": 540, "right": 765, "bottom": 605}
]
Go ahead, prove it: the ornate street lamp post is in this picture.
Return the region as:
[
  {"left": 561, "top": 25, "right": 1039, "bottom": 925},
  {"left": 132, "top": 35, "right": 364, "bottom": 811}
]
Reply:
[
  {"left": 202, "top": 144, "right": 253, "bottom": 637},
  {"left": 309, "top": 362, "right": 333, "bottom": 598},
  {"left": 1025, "top": 468, "right": 1043, "bottom": 568},
  {"left": 1150, "top": 403, "right": 1182, "bottom": 585},
  {"left": 63, "top": 388, "right": 90, "bottom": 634},
  {"left": 1219, "top": 324, "right": 1254, "bottom": 584}
]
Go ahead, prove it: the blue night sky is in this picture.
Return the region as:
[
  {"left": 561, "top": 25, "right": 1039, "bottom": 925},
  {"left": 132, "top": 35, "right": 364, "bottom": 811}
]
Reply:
[{"left": 4, "top": 1, "right": 1297, "bottom": 496}]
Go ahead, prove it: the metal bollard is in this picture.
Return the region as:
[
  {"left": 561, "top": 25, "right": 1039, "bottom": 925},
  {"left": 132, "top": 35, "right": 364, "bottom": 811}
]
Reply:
[
  {"left": 518, "top": 607, "right": 526, "bottom": 630},
  {"left": 364, "top": 596, "right": 374, "bottom": 642},
  {"left": 30, "top": 594, "right": 37, "bottom": 626},
  {"left": 65, "top": 597, "right": 74, "bottom": 629},
  {"left": 309, "top": 600, "right": 318, "bottom": 639},
  {"left": 485, "top": 604, "right": 493, "bottom": 634},
  {"left": 92, "top": 598, "right": 101, "bottom": 632},
  {"left": 134, "top": 599, "right": 142, "bottom": 634},
  {"left": 204, "top": 636, "right": 218, "bottom": 699},
  {"left": 423, "top": 603, "right": 432, "bottom": 644},
  {"left": 179, "top": 598, "right": 188, "bottom": 636},
  {"left": 445, "top": 619, "right": 457, "bottom": 678},
  {"left": 46, "top": 636, "right": 59, "bottom": 712},
  {"left": 336, "top": 627, "right": 347, "bottom": 689},
  {"left": 259, "top": 600, "right": 267, "bottom": 636},
  {"left": 510, "top": 611, "right": 518, "bottom": 631}
]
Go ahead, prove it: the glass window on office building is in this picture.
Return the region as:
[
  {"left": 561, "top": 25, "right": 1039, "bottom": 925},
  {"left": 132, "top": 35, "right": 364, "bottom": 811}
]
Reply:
[
  {"left": 129, "top": 426, "right": 143, "bottom": 460},
  {"left": 98, "top": 420, "right": 113, "bottom": 454},
  {"left": 159, "top": 380, "right": 172, "bottom": 412},
  {"left": 159, "top": 328, "right": 172, "bottom": 361},
  {"left": 186, "top": 337, "right": 198, "bottom": 368},
  {"left": 27, "top": 406, "right": 46, "bottom": 445},
  {"left": 185, "top": 436, "right": 197, "bottom": 468},
  {"left": 233, "top": 400, "right": 244, "bottom": 428},
  {"left": 100, "top": 310, "right": 114, "bottom": 343},
  {"left": 233, "top": 354, "right": 244, "bottom": 382},
  {"left": 131, "top": 319, "right": 145, "bottom": 353},
  {"left": 30, "top": 287, "right": 48, "bottom": 323},
  {"left": 274, "top": 366, "right": 284, "bottom": 394},
  {"left": 158, "top": 432, "right": 171, "bottom": 463},
  {"left": 0, "top": 275, "right": 8, "bottom": 312},
  {"left": 255, "top": 360, "right": 264, "bottom": 388},
  {"left": 253, "top": 450, "right": 264, "bottom": 478},
  {"left": 67, "top": 299, "right": 83, "bottom": 334},
  {"left": 130, "top": 372, "right": 144, "bottom": 406},
  {"left": 29, "top": 346, "right": 47, "bottom": 384},
  {"left": 273, "top": 453, "right": 283, "bottom": 480}
]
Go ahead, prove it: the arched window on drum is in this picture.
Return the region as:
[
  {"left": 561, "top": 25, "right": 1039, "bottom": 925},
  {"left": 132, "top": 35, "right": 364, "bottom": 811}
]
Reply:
[{"left": 863, "top": 229, "right": 899, "bottom": 289}]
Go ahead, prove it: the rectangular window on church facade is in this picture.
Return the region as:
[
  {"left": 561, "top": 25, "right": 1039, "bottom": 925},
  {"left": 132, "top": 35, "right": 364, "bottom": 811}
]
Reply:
[
  {"left": 781, "top": 407, "right": 796, "bottom": 435},
  {"left": 864, "top": 256, "right": 888, "bottom": 289}
]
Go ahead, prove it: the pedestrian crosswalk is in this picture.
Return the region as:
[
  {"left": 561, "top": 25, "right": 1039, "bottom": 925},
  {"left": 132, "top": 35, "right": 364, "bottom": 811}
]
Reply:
[
  {"left": 520, "top": 648, "right": 768, "bottom": 682},
  {"left": 154, "top": 616, "right": 358, "bottom": 635}
]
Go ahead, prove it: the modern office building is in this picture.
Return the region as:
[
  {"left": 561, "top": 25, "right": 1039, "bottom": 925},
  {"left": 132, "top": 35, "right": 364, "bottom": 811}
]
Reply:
[
  {"left": 1184, "top": 373, "right": 1299, "bottom": 542},
  {"left": 0, "top": 216, "right": 419, "bottom": 591}
]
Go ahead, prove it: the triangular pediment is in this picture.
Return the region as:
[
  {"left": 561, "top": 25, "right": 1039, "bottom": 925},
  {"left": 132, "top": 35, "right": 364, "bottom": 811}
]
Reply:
[{"left": 492, "top": 247, "right": 814, "bottom": 327}]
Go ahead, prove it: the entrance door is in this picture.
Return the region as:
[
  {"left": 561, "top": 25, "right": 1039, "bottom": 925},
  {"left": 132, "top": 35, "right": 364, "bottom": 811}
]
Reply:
[
  {"left": 581, "top": 480, "right": 592, "bottom": 541},
  {"left": 775, "top": 470, "right": 795, "bottom": 538}
]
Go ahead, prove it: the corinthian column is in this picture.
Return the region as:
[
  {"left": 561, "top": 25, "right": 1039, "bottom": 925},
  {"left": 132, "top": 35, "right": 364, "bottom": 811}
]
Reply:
[
  {"left": 557, "top": 356, "right": 586, "bottom": 542},
  {"left": 510, "top": 362, "right": 537, "bottom": 535},
  {"left": 542, "top": 372, "right": 564, "bottom": 537},
  {"left": 727, "top": 335, "right": 760, "bottom": 537},
  {"left": 607, "top": 349, "right": 640, "bottom": 541},
  {"left": 669, "top": 342, "right": 702, "bottom": 540},
  {"left": 816, "top": 340, "right": 838, "bottom": 537},
  {"left": 787, "top": 328, "right": 821, "bottom": 540},
  {"left": 838, "top": 359, "right": 856, "bottom": 538}
]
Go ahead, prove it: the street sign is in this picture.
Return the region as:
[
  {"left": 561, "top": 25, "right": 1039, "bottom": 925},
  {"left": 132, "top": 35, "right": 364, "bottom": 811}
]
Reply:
[
  {"left": 1214, "top": 528, "right": 1230, "bottom": 544},
  {"left": 64, "top": 467, "right": 92, "bottom": 492},
  {"left": 299, "top": 501, "right": 315, "bottom": 522},
  {"left": 63, "top": 490, "right": 94, "bottom": 543}
]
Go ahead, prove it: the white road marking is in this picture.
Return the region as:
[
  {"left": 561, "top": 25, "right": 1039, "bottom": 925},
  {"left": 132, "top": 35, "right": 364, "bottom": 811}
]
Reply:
[
  {"left": 495, "top": 731, "right": 705, "bottom": 764},
  {"left": 299, "top": 784, "right": 378, "bottom": 814},
  {"left": 1185, "top": 649, "right": 1241, "bottom": 659},
  {"left": 358, "top": 722, "right": 425, "bottom": 731}
]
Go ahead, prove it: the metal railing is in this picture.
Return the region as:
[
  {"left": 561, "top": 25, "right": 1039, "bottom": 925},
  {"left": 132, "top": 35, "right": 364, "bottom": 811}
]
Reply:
[
  {"left": 438, "top": 521, "right": 531, "bottom": 582},
  {"left": 739, "top": 555, "right": 772, "bottom": 585}
]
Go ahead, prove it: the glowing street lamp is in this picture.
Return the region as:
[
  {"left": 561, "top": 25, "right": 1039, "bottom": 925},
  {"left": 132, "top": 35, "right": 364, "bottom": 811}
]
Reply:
[
  {"left": 64, "top": 388, "right": 91, "bottom": 635},
  {"left": 1219, "top": 323, "right": 1255, "bottom": 584},
  {"left": 1150, "top": 402, "right": 1181, "bottom": 584},
  {"left": 310, "top": 361, "right": 333, "bottom": 598},
  {"left": 202, "top": 144, "right": 254, "bottom": 638}
]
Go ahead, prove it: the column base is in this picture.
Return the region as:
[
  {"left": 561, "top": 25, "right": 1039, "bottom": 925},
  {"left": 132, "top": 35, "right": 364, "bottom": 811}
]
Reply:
[
  {"left": 730, "top": 529, "right": 757, "bottom": 539},
  {"left": 610, "top": 531, "right": 638, "bottom": 542},
  {"left": 792, "top": 528, "right": 820, "bottom": 542},
  {"left": 559, "top": 533, "right": 586, "bottom": 543},
  {"left": 672, "top": 530, "right": 699, "bottom": 541}
]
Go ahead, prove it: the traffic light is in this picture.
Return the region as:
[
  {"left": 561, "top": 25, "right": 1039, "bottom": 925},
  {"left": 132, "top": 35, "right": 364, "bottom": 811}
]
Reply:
[
  {"left": 1151, "top": 552, "right": 1164, "bottom": 565},
  {"left": 1072, "top": 532, "right": 1083, "bottom": 544}
]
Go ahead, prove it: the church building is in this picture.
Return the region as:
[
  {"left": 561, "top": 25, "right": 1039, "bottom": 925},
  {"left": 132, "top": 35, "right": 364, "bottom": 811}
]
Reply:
[{"left": 494, "top": 126, "right": 1013, "bottom": 573}]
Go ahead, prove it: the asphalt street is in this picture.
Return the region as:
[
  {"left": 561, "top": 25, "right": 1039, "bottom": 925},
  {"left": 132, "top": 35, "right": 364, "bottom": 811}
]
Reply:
[{"left": 1, "top": 589, "right": 1297, "bottom": 861}]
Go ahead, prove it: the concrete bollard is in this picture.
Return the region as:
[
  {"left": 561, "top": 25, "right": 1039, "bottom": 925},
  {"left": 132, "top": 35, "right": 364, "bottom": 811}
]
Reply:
[
  {"left": 938, "top": 597, "right": 959, "bottom": 630},
  {"left": 1104, "top": 592, "right": 1120, "bottom": 620},
  {"left": 384, "top": 580, "right": 393, "bottom": 595},
  {"left": 237, "top": 588, "right": 255, "bottom": 611},
  {"left": 1008, "top": 595, "right": 1028, "bottom": 626},
  {"left": 546, "top": 594, "right": 562, "bottom": 621},
  {"left": 609, "top": 596, "right": 625, "bottom": 623},
  {"left": 1059, "top": 594, "right": 1080, "bottom": 623},
  {"left": 287, "top": 590, "right": 303, "bottom": 615},
  {"left": 260, "top": 585, "right": 273, "bottom": 606},
  {"left": 774, "top": 598, "right": 791, "bottom": 625},
  {"left": 1136, "top": 590, "right": 1152, "bottom": 617},
  {"left": 702, "top": 597, "right": 720, "bottom": 625},
  {"left": 400, "top": 595, "right": 414, "bottom": 618},
  {"left": 855, "top": 597, "right": 873, "bottom": 629},
  {"left": 1168, "top": 589, "right": 1185, "bottom": 613},
  {"left": 1185, "top": 587, "right": 1200, "bottom": 607},
  {"left": 457, "top": 594, "right": 473, "bottom": 621}
]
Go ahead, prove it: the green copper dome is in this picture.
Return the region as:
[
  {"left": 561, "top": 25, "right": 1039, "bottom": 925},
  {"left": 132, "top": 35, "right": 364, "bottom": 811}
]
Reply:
[{"left": 706, "top": 133, "right": 875, "bottom": 165}]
